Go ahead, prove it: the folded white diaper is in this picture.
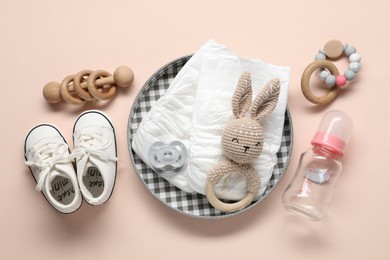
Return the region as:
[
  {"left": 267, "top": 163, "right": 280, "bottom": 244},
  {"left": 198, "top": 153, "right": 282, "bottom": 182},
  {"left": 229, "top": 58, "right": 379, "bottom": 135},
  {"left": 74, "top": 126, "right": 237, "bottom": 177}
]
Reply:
[{"left": 132, "top": 40, "right": 290, "bottom": 200}]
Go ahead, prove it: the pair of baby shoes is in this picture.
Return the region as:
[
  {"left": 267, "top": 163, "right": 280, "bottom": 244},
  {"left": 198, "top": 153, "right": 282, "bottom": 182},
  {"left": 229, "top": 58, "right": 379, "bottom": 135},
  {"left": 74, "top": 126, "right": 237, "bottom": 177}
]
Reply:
[{"left": 24, "top": 110, "right": 117, "bottom": 214}]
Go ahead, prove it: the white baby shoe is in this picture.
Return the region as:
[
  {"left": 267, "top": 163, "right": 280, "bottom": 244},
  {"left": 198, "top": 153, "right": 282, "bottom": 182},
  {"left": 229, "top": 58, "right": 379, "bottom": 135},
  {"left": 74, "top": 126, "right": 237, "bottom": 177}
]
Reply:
[
  {"left": 70, "top": 110, "right": 117, "bottom": 206},
  {"left": 24, "top": 124, "right": 82, "bottom": 214}
]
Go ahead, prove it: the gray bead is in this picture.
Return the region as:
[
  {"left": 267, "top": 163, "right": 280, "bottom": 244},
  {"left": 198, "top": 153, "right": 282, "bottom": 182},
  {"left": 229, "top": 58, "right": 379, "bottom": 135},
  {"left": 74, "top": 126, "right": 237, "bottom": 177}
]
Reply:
[
  {"left": 344, "top": 70, "right": 356, "bottom": 81},
  {"left": 319, "top": 69, "right": 330, "bottom": 80},
  {"left": 349, "top": 62, "right": 361, "bottom": 73},
  {"left": 345, "top": 45, "right": 357, "bottom": 57},
  {"left": 325, "top": 75, "right": 336, "bottom": 87},
  {"left": 315, "top": 52, "right": 326, "bottom": 60}
]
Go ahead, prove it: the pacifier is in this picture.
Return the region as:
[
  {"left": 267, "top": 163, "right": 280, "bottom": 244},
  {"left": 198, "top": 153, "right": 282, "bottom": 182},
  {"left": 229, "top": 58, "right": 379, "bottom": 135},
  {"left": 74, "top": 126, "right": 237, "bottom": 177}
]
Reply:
[{"left": 148, "top": 141, "right": 187, "bottom": 176}]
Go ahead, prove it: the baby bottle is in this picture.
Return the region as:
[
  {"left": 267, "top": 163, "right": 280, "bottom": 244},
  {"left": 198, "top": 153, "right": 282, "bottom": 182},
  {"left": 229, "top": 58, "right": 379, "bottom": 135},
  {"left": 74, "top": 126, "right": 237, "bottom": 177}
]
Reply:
[{"left": 282, "top": 110, "right": 353, "bottom": 221}]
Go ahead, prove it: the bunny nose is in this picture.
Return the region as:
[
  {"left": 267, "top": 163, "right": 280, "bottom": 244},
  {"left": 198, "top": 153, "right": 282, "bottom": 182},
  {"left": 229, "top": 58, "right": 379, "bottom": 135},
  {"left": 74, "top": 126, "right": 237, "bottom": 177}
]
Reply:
[{"left": 243, "top": 146, "right": 250, "bottom": 153}]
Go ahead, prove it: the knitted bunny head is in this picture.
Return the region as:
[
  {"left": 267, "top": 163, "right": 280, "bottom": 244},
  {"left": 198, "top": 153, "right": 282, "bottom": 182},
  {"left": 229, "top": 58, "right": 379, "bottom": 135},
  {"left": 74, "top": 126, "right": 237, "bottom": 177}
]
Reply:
[{"left": 221, "top": 72, "right": 280, "bottom": 164}]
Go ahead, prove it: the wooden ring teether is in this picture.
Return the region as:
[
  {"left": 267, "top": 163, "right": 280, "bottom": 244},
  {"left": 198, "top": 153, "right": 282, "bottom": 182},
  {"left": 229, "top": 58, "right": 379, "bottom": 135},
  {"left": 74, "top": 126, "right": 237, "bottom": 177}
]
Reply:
[
  {"left": 43, "top": 66, "right": 134, "bottom": 104},
  {"left": 206, "top": 165, "right": 260, "bottom": 213},
  {"left": 60, "top": 75, "right": 85, "bottom": 105},
  {"left": 206, "top": 182, "right": 256, "bottom": 213},
  {"left": 301, "top": 60, "right": 340, "bottom": 105},
  {"left": 87, "top": 70, "right": 116, "bottom": 100},
  {"left": 74, "top": 70, "right": 94, "bottom": 101}
]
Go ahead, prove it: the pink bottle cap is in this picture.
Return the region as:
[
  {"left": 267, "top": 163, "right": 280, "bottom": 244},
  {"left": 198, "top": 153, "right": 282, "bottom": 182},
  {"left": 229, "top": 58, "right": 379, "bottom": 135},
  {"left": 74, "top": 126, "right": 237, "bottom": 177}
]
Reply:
[{"left": 311, "top": 110, "right": 353, "bottom": 157}]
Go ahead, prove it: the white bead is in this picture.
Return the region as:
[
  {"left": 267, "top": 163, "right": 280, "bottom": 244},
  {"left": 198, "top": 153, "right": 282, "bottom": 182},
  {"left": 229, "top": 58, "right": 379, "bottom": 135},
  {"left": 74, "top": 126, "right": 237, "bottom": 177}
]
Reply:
[
  {"left": 325, "top": 75, "right": 336, "bottom": 87},
  {"left": 319, "top": 69, "right": 330, "bottom": 80},
  {"left": 315, "top": 52, "right": 326, "bottom": 60},
  {"left": 349, "top": 62, "right": 361, "bottom": 73},
  {"left": 349, "top": 53, "right": 361, "bottom": 63}
]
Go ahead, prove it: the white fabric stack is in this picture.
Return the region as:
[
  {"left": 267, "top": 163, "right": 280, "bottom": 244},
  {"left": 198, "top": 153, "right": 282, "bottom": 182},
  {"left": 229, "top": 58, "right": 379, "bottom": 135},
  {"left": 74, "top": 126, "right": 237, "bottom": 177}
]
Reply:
[{"left": 132, "top": 40, "right": 290, "bottom": 200}]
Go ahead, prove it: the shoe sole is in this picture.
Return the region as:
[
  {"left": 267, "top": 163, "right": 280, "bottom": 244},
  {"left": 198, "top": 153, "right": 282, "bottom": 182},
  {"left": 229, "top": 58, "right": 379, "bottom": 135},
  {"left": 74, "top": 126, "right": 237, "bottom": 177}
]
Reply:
[{"left": 73, "top": 110, "right": 118, "bottom": 207}]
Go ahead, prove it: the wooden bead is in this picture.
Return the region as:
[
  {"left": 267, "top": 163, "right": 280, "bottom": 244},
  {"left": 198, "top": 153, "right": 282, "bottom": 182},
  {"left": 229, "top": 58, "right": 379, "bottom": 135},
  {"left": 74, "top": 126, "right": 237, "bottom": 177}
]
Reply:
[
  {"left": 113, "top": 66, "right": 134, "bottom": 88},
  {"left": 43, "top": 81, "right": 62, "bottom": 103},
  {"left": 324, "top": 39, "right": 344, "bottom": 59},
  {"left": 301, "top": 60, "right": 341, "bottom": 105}
]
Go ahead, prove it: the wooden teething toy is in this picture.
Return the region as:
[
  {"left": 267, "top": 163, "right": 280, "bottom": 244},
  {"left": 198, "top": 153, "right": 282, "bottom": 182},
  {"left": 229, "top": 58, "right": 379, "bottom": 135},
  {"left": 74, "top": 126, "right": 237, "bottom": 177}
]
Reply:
[
  {"left": 301, "top": 39, "right": 361, "bottom": 105},
  {"left": 206, "top": 72, "right": 281, "bottom": 213},
  {"left": 43, "top": 66, "right": 134, "bottom": 104},
  {"left": 301, "top": 60, "right": 340, "bottom": 105}
]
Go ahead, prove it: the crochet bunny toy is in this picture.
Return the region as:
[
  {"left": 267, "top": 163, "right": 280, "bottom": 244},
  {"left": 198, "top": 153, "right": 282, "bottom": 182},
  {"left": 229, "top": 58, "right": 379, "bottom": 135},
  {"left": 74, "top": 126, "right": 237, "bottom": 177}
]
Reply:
[{"left": 206, "top": 72, "right": 281, "bottom": 213}]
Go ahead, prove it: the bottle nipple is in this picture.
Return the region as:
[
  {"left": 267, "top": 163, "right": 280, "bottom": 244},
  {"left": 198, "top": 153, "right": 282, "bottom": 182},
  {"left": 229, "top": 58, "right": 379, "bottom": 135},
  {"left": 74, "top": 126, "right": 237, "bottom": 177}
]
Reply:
[{"left": 311, "top": 110, "right": 353, "bottom": 157}]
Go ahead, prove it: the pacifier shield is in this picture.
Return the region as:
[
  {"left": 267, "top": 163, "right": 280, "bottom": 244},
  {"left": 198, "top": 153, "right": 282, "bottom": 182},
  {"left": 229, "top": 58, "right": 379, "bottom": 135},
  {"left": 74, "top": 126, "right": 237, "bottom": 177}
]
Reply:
[{"left": 148, "top": 141, "right": 187, "bottom": 176}]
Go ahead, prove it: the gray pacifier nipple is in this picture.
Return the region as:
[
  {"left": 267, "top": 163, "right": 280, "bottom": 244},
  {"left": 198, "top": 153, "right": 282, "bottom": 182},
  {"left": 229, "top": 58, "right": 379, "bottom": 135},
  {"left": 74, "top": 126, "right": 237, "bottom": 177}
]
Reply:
[{"left": 148, "top": 141, "right": 187, "bottom": 176}]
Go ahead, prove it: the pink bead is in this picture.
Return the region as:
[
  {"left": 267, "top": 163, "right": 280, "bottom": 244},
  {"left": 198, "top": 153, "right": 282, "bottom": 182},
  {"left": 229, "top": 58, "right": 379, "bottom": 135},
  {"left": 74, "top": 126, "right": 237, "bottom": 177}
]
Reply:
[{"left": 336, "top": 75, "right": 347, "bottom": 87}]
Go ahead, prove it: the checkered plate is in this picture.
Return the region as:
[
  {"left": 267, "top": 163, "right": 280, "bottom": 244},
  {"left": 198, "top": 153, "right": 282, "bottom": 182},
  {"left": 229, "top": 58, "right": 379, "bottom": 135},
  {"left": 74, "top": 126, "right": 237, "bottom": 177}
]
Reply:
[{"left": 127, "top": 55, "right": 293, "bottom": 218}]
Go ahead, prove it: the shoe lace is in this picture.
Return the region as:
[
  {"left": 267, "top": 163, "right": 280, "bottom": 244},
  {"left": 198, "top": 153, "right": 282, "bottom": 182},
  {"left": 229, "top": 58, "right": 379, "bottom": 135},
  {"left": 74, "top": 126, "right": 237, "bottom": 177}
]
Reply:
[
  {"left": 69, "top": 131, "right": 117, "bottom": 174},
  {"left": 25, "top": 141, "right": 71, "bottom": 191}
]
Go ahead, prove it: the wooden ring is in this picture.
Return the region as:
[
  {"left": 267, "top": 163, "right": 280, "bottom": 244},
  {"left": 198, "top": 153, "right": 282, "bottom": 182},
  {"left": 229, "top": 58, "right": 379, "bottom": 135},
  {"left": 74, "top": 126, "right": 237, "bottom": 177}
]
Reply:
[
  {"left": 60, "top": 75, "right": 85, "bottom": 105},
  {"left": 301, "top": 60, "right": 341, "bottom": 105},
  {"left": 87, "top": 70, "right": 116, "bottom": 100},
  {"left": 206, "top": 182, "right": 256, "bottom": 213},
  {"left": 74, "top": 70, "right": 94, "bottom": 101},
  {"left": 206, "top": 166, "right": 259, "bottom": 212}
]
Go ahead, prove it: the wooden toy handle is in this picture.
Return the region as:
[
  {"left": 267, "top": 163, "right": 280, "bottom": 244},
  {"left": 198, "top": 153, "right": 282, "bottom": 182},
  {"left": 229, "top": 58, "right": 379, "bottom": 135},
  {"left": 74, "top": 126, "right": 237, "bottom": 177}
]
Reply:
[
  {"left": 77, "top": 74, "right": 115, "bottom": 89},
  {"left": 69, "top": 71, "right": 114, "bottom": 92},
  {"left": 59, "top": 70, "right": 115, "bottom": 103}
]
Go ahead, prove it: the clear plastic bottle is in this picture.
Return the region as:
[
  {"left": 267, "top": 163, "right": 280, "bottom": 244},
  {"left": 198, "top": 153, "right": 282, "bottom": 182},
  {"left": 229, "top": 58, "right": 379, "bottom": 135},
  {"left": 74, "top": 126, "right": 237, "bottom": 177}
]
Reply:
[{"left": 282, "top": 110, "right": 353, "bottom": 221}]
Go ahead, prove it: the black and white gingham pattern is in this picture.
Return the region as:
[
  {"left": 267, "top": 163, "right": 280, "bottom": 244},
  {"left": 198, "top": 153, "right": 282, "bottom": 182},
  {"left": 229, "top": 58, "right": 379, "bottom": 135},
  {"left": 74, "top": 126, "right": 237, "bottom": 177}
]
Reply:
[{"left": 127, "top": 56, "right": 293, "bottom": 218}]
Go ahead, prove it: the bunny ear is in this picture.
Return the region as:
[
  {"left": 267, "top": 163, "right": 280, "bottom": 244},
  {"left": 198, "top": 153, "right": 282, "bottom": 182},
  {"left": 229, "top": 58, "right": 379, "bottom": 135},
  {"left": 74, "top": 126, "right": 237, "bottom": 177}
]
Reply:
[
  {"left": 232, "top": 72, "right": 252, "bottom": 118},
  {"left": 251, "top": 78, "right": 281, "bottom": 121}
]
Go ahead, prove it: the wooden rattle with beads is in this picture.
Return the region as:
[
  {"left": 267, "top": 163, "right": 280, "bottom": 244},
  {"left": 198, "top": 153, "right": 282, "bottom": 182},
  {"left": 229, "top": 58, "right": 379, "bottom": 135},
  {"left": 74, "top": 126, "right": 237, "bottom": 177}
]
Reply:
[
  {"left": 43, "top": 66, "right": 134, "bottom": 105},
  {"left": 301, "top": 39, "right": 361, "bottom": 105}
]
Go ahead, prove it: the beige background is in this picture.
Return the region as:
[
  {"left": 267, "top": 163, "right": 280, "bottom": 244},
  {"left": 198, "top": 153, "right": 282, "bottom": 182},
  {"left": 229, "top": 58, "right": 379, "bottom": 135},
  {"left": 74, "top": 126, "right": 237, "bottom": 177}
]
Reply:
[{"left": 1, "top": 0, "right": 389, "bottom": 259}]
